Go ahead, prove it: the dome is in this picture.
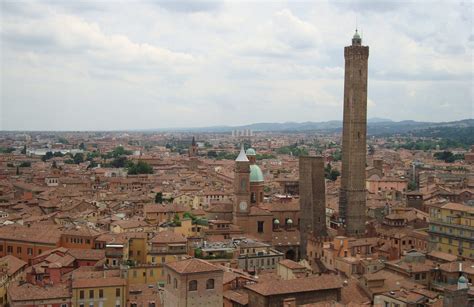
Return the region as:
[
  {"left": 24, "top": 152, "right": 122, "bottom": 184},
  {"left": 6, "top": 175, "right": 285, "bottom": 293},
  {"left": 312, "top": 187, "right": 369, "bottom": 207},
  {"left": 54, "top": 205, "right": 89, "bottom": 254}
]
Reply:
[
  {"left": 458, "top": 275, "right": 469, "bottom": 290},
  {"left": 246, "top": 148, "right": 256, "bottom": 156},
  {"left": 458, "top": 275, "right": 468, "bottom": 283},
  {"left": 250, "top": 164, "right": 264, "bottom": 182},
  {"left": 273, "top": 219, "right": 280, "bottom": 224},
  {"left": 353, "top": 29, "right": 361, "bottom": 39}
]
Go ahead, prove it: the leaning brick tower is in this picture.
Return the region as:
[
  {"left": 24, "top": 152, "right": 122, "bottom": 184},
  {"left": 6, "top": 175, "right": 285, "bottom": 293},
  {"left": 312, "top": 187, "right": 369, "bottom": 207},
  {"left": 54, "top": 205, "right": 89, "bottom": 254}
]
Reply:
[{"left": 339, "top": 30, "right": 369, "bottom": 236}]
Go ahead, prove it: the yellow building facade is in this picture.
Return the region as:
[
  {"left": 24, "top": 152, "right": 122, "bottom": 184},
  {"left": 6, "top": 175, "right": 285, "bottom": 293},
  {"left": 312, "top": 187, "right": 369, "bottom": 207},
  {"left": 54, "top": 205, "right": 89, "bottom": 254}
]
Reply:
[{"left": 428, "top": 202, "right": 473, "bottom": 259}]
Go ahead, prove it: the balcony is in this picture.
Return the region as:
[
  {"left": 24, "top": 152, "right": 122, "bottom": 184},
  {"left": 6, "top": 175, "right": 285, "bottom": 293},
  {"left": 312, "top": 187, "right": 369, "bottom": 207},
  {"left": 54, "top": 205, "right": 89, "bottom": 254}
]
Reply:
[
  {"left": 105, "top": 250, "right": 124, "bottom": 258},
  {"left": 430, "top": 218, "right": 473, "bottom": 230},
  {"left": 428, "top": 228, "right": 474, "bottom": 242},
  {"left": 149, "top": 247, "right": 186, "bottom": 255}
]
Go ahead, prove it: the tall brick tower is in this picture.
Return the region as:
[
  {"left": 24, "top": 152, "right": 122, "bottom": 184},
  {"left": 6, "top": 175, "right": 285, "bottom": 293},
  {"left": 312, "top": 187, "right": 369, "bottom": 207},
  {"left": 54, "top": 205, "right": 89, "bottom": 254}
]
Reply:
[
  {"left": 233, "top": 144, "right": 251, "bottom": 228},
  {"left": 339, "top": 30, "right": 369, "bottom": 236},
  {"left": 299, "top": 156, "right": 326, "bottom": 258}
]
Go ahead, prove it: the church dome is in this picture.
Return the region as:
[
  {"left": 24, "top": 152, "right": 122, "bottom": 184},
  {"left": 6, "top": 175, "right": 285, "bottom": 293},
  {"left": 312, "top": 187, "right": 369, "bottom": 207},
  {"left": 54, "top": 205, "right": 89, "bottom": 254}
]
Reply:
[
  {"left": 250, "top": 164, "right": 264, "bottom": 182},
  {"left": 246, "top": 148, "right": 256, "bottom": 156},
  {"left": 458, "top": 275, "right": 469, "bottom": 289}
]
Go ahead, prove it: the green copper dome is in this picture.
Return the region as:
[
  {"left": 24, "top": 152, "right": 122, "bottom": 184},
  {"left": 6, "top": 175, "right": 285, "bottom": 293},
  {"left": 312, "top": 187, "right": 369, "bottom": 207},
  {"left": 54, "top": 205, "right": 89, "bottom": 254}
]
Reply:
[
  {"left": 246, "top": 148, "right": 256, "bottom": 156},
  {"left": 250, "top": 164, "right": 264, "bottom": 182}
]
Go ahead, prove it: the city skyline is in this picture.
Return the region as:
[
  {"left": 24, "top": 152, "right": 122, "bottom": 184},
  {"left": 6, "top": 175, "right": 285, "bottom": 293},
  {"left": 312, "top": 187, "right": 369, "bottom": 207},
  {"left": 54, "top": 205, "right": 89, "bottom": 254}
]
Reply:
[{"left": 1, "top": 0, "right": 473, "bottom": 131}]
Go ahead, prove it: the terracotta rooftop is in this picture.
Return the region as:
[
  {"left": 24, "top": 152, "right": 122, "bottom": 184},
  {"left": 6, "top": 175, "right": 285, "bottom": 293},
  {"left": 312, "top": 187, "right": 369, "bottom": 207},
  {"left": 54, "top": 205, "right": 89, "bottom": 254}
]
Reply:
[
  {"left": 278, "top": 259, "right": 306, "bottom": 270},
  {"left": 8, "top": 283, "right": 70, "bottom": 301},
  {"left": 165, "top": 258, "right": 223, "bottom": 275},
  {"left": 150, "top": 230, "right": 187, "bottom": 244},
  {"left": 0, "top": 255, "right": 27, "bottom": 276},
  {"left": 224, "top": 289, "right": 249, "bottom": 305},
  {"left": 72, "top": 276, "right": 126, "bottom": 288},
  {"left": 245, "top": 275, "right": 342, "bottom": 296},
  {"left": 0, "top": 224, "right": 61, "bottom": 245}
]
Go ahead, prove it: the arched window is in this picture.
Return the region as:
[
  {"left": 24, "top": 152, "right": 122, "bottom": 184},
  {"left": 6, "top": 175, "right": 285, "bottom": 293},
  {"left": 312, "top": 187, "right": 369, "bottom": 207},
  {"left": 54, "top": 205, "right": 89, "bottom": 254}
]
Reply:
[
  {"left": 189, "top": 280, "right": 197, "bottom": 291},
  {"left": 167, "top": 274, "right": 171, "bottom": 284},
  {"left": 174, "top": 278, "right": 178, "bottom": 289},
  {"left": 206, "top": 279, "right": 215, "bottom": 289}
]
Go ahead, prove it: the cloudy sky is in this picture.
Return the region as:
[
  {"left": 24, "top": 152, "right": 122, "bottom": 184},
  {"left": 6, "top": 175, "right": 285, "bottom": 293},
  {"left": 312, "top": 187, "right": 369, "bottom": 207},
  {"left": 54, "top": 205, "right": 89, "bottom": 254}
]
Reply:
[{"left": 1, "top": 0, "right": 472, "bottom": 130}]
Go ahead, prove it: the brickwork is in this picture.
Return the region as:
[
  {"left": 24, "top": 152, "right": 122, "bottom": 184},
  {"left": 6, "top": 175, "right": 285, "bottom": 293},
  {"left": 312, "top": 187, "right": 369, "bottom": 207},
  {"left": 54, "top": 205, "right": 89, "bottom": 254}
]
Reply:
[{"left": 339, "top": 33, "right": 369, "bottom": 236}]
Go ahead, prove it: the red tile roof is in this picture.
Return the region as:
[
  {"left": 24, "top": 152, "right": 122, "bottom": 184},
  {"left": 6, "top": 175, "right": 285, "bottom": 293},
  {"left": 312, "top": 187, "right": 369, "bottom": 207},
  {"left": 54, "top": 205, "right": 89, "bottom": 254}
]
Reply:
[
  {"left": 245, "top": 275, "right": 342, "bottom": 296},
  {"left": 165, "top": 258, "right": 223, "bottom": 274}
]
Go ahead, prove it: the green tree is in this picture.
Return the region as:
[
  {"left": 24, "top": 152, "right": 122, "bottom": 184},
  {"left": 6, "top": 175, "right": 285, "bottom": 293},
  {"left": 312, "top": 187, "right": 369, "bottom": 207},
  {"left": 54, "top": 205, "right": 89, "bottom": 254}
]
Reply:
[
  {"left": 79, "top": 143, "right": 86, "bottom": 150},
  {"left": 127, "top": 161, "right": 153, "bottom": 175},
  {"left": 73, "top": 153, "right": 84, "bottom": 164},
  {"left": 21, "top": 146, "right": 26, "bottom": 154},
  {"left": 42, "top": 151, "right": 54, "bottom": 162},
  {"left": 331, "top": 150, "right": 342, "bottom": 161},
  {"left": 58, "top": 137, "right": 69, "bottom": 144},
  {"left": 408, "top": 181, "right": 417, "bottom": 191},
  {"left": 19, "top": 161, "right": 31, "bottom": 167},
  {"left": 329, "top": 169, "right": 340, "bottom": 181},
  {"left": 109, "top": 156, "right": 128, "bottom": 168},
  {"left": 155, "top": 192, "right": 163, "bottom": 204},
  {"left": 207, "top": 150, "right": 218, "bottom": 158},
  {"left": 173, "top": 213, "right": 181, "bottom": 226}
]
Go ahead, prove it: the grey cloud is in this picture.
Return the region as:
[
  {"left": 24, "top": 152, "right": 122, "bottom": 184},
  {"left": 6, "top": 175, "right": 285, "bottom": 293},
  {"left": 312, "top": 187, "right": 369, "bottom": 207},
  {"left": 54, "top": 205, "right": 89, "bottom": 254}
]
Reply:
[
  {"left": 331, "top": 0, "right": 403, "bottom": 13},
  {"left": 151, "top": 0, "right": 222, "bottom": 13}
]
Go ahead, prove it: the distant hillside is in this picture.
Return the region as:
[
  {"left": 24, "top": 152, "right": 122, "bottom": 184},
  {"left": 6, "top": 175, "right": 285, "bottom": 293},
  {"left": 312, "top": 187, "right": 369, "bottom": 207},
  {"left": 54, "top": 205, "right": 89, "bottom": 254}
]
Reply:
[{"left": 176, "top": 118, "right": 473, "bottom": 135}]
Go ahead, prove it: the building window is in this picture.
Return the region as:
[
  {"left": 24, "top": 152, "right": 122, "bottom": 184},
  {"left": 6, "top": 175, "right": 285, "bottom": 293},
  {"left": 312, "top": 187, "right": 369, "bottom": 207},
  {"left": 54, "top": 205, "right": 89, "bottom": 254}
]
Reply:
[
  {"left": 99, "top": 289, "right": 104, "bottom": 298},
  {"left": 257, "top": 221, "right": 264, "bottom": 233},
  {"left": 167, "top": 274, "right": 171, "bottom": 284},
  {"left": 206, "top": 279, "right": 215, "bottom": 289},
  {"left": 189, "top": 280, "right": 197, "bottom": 291},
  {"left": 17, "top": 247, "right": 21, "bottom": 254},
  {"left": 174, "top": 278, "right": 178, "bottom": 289},
  {"left": 115, "top": 288, "right": 121, "bottom": 297},
  {"left": 27, "top": 248, "right": 33, "bottom": 255},
  {"left": 89, "top": 290, "right": 94, "bottom": 299},
  {"left": 80, "top": 290, "right": 84, "bottom": 299},
  {"left": 7, "top": 246, "right": 12, "bottom": 254}
]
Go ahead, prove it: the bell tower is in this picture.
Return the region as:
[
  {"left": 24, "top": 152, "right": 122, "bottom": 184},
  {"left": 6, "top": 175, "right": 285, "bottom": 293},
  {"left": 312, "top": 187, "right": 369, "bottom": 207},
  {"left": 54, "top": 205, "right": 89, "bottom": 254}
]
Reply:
[{"left": 233, "top": 144, "right": 250, "bottom": 227}]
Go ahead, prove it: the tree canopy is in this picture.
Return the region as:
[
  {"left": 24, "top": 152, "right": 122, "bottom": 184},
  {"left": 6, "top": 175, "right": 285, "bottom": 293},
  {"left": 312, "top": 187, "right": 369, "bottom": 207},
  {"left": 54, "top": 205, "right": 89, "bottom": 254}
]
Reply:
[{"left": 127, "top": 161, "right": 153, "bottom": 175}]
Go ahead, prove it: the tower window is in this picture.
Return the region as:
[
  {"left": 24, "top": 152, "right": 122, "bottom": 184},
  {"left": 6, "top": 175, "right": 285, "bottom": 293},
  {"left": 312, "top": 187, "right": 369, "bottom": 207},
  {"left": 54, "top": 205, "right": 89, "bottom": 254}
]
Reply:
[
  {"left": 257, "top": 221, "right": 264, "bottom": 233},
  {"left": 241, "top": 179, "right": 246, "bottom": 191}
]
